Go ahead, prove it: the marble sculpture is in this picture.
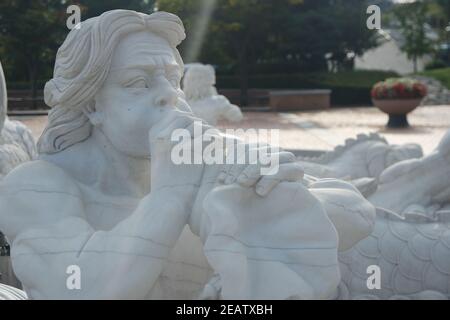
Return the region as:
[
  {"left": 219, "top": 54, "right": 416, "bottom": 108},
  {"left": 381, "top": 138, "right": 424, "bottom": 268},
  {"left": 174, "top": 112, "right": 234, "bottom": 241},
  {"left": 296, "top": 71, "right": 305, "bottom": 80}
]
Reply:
[
  {"left": 0, "top": 60, "right": 37, "bottom": 294},
  {"left": 0, "top": 9, "right": 448, "bottom": 301},
  {"left": 0, "top": 61, "right": 37, "bottom": 177},
  {"left": 183, "top": 63, "right": 243, "bottom": 126},
  {"left": 0, "top": 10, "right": 375, "bottom": 299},
  {"left": 297, "top": 133, "right": 423, "bottom": 181},
  {"left": 339, "top": 130, "right": 450, "bottom": 299}
]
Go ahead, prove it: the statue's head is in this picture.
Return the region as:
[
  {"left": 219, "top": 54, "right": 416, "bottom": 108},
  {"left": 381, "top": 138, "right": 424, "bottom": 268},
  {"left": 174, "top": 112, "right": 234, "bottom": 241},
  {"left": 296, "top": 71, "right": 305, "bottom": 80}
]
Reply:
[
  {"left": 38, "top": 10, "right": 186, "bottom": 157},
  {"left": 182, "top": 63, "right": 216, "bottom": 101}
]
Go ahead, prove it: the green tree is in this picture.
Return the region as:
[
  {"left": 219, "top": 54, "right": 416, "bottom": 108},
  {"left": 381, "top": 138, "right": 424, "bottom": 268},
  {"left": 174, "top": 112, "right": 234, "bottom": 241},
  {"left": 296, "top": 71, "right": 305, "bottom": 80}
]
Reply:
[
  {"left": 283, "top": 0, "right": 380, "bottom": 72},
  {"left": 0, "top": 0, "right": 67, "bottom": 105},
  {"left": 395, "top": 1, "right": 435, "bottom": 73},
  {"left": 158, "top": 0, "right": 380, "bottom": 104},
  {"left": 207, "top": 0, "right": 303, "bottom": 105},
  {"left": 75, "top": 0, "right": 155, "bottom": 19},
  {"left": 158, "top": 0, "right": 305, "bottom": 105},
  {"left": 0, "top": 0, "right": 156, "bottom": 109}
]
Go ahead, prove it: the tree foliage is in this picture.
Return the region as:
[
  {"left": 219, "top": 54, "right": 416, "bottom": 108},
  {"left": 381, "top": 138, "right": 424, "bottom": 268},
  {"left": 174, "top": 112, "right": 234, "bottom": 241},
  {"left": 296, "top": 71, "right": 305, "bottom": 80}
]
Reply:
[
  {"left": 394, "top": 0, "right": 435, "bottom": 73},
  {"left": 158, "top": 0, "right": 380, "bottom": 104},
  {"left": 0, "top": 0, "right": 68, "bottom": 101},
  {"left": 0, "top": 0, "right": 442, "bottom": 107},
  {"left": 76, "top": 0, "right": 155, "bottom": 19},
  {"left": 0, "top": 0, "right": 155, "bottom": 104}
]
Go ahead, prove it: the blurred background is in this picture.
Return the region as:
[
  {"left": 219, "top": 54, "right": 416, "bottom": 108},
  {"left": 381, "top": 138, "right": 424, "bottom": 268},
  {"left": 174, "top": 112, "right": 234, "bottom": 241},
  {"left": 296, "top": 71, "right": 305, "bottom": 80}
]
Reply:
[
  {"left": 0, "top": 0, "right": 448, "bottom": 109},
  {"left": 0, "top": 0, "right": 449, "bottom": 153}
]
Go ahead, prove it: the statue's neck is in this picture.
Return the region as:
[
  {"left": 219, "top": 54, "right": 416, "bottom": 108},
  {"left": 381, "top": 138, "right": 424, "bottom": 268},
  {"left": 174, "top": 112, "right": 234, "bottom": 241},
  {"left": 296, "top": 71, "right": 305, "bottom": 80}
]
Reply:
[{"left": 40, "top": 128, "right": 150, "bottom": 198}]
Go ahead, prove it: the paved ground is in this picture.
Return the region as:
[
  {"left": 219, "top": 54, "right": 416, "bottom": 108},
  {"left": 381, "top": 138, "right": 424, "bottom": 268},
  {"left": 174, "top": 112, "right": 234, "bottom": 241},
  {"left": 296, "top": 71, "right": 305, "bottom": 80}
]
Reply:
[
  {"left": 217, "top": 105, "right": 450, "bottom": 155},
  {"left": 11, "top": 104, "right": 450, "bottom": 155}
]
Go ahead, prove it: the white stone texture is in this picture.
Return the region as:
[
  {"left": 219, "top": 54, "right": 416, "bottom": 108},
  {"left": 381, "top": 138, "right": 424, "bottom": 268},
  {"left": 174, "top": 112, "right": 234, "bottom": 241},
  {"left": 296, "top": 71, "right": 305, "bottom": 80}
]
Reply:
[
  {"left": 298, "top": 133, "right": 423, "bottom": 182},
  {"left": 0, "top": 10, "right": 376, "bottom": 300},
  {"left": 183, "top": 63, "right": 243, "bottom": 126},
  {"left": 0, "top": 61, "right": 37, "bottom": 178},
  {"left": 339, "top": 129, "right": 450, "bottom": 299}
]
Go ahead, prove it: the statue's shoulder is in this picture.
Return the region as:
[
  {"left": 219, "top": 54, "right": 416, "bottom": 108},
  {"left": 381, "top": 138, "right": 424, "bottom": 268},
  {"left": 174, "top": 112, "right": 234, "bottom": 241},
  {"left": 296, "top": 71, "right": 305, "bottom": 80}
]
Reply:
[
  {"left": 0, "top": 160, "right": 84, "bottom": 241},
  {"left": 1, "top": 159, "right": 81, "bottom": 196}
]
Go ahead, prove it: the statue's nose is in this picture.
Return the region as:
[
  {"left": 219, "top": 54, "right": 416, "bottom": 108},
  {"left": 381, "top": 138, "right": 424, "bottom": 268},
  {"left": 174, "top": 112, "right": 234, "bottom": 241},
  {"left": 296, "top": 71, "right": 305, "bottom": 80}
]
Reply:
[{"left": 154, "top": 79, "right": 178, "bottom": 107}]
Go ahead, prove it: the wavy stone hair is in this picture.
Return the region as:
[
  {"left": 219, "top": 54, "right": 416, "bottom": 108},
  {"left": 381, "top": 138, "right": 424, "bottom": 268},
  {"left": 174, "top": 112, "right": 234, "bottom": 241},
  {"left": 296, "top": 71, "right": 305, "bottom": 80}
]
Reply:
[{"left": 38, "top": 10, "right": 186, "bottom": 154}]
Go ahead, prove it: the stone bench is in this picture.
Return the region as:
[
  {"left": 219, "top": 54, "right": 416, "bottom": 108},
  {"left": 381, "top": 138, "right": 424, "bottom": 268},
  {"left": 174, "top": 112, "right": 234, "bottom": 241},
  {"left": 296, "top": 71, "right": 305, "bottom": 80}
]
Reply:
[
  {"left": 7, "top": 90, "right": 46, "bottom": 110},
  {"left": 269, "top": 89, "right": 331, "bottom": 111}
]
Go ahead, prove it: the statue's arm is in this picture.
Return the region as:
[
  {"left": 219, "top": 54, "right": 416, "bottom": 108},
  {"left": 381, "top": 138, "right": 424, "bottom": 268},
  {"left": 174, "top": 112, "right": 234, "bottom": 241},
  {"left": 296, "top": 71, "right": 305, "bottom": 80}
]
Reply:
[{"left": 0, "top": 161, "right": 188, "bottom": 299}]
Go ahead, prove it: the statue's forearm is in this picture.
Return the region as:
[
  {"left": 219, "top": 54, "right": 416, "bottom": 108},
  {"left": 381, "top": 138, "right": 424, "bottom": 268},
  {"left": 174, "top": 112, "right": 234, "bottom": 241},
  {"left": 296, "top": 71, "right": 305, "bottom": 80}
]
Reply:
[
  {"left": 12, "top": 191, "right": 189, "bottom": 299},
  {"left": 113, "top": 190, "right": 190, "bottom": 247}
]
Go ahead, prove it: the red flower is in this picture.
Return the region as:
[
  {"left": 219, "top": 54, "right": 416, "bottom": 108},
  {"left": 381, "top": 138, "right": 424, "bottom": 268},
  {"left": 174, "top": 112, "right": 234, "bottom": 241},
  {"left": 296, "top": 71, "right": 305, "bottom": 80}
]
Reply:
[
  {"left": 413, "top": 83, "right": 427, "bottom": 97},
  {"left": 393, "top": 83, "right": 406, "bottom": 96},
  {"left": 372, "top": 78, "right": 428, "bottom": 100}
]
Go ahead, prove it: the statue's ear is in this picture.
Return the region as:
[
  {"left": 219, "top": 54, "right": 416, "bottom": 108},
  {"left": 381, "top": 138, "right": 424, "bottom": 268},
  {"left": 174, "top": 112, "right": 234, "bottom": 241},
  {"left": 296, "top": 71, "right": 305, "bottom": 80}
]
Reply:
[{"left": 82, "top": 101, "right": 104, "bottom": 127}]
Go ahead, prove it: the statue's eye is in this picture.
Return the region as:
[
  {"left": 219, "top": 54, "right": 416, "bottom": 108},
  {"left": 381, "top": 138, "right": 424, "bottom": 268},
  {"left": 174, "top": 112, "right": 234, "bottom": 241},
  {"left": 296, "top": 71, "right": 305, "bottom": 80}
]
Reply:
[
  {"left": 124, "top": 77, "right": 148, "bottom": 89},
  {"left": 166, "top": 69, "right": 181, "bottom": 88}
]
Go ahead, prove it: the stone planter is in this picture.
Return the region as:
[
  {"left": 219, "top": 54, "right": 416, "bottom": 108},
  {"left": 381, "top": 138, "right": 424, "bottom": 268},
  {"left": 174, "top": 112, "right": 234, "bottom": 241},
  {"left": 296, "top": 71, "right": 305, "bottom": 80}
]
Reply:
[{"left": 372, "top": 98, "right": 422, "bottom": 128}]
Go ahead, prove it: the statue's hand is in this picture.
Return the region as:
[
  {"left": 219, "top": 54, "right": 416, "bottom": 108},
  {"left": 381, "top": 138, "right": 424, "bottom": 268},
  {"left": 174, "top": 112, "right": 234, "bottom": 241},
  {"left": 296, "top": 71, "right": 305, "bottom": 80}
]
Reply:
[
  {"left": 218, "top": 146, "right": 304, "bottom": 197},
  {"left": 149, "top": 110, "right": 216, "bottom": 208}
]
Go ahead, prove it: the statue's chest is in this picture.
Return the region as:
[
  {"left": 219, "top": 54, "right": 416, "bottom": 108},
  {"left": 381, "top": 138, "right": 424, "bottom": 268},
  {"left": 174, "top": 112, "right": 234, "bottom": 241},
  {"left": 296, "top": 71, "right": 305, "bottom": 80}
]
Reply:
[
  {"left": 83, "top": 200, "right": 138, "bottom": 230},
  {"left": 77, "top": 184, "right": 140, "bottom": 230}
]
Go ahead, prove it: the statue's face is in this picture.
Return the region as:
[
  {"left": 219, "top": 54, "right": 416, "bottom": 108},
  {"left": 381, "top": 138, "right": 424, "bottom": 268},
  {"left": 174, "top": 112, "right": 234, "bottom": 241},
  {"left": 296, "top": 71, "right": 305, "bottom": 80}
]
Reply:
[{"left": 93, "top": 31, "right": 182, "bottom": 158}]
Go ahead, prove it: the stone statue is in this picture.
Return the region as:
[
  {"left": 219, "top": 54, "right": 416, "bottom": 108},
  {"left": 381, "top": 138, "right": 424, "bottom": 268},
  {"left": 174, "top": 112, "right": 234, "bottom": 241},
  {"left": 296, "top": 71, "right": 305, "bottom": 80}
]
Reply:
[
  {"left": 0, "top": 10, "right": 375, "bottom": 299},
  {"left": 183, "top": 63, "right": 243, "bottom": 126},
  {"left": 0, "top": 59, "right": 37, "bottom": 291},
  {"left": 0, "top": 60, "right": 37, "bottom": 178},
  {"left": 338, "top": 130, "right": 450, "bottom": 299},
  {"left": 298, "top": 133, "right": 423, "bottom": 181}
]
